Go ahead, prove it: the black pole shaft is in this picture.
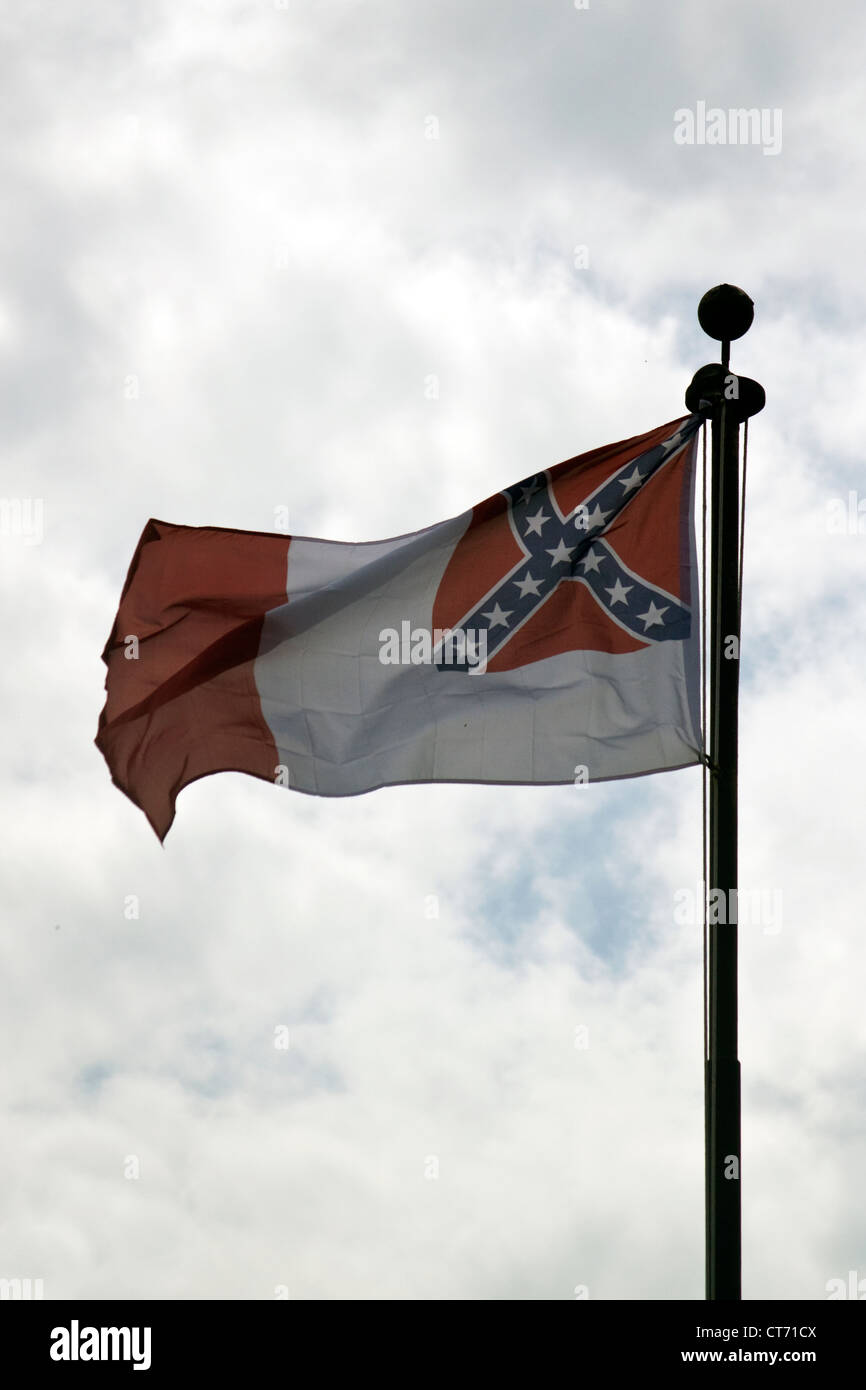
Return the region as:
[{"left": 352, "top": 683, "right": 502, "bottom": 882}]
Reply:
[
  {"left": 705, "top": 391, "right": 742, "bottom": 1300},
  {"left": 689, "top": 283, "right": 763, "bottom": 1302}
]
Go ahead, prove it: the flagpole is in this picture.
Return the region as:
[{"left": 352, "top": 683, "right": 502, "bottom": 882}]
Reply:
[{"left": 686, "top": 286, "right": 764, "bottom": 1301}]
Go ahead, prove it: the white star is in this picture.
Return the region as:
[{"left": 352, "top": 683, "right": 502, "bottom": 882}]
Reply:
[
  {"left": 584, "top": 503, "right": 610, "bottom": 530},
  {"left": 618, "top": 466, "right": 643, "bottom": 495},
  {"left": 546, "top": 538, "right": 575, "bottom": 566},
  {"left": 519, "top": 480, "right": 542, "bottom": 502},
  {"left": 664, "top": 429, "right": 685, "bottom": 452},
  {"left": 483, "top": 602, "right": 512, "bottom": 629},
  {"left": 524, "top": 508, "right": 550, "bottom": 537},
  {"left": 605, "top": 578, "right": 633, "bottom": 607},
  {"left": 637, "top": 600, "right": 669, "bottom": 630},
  {"left": 580, "top": 548, "right": 603, "bottom": 574},
  {"left": 514, "top": 571, "right": 543, "bottom": 598}
]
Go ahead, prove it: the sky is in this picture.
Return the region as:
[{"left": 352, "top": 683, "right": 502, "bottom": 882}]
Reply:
[{"left": 2, "top": 0, "right": 865, "bottom": 1301}]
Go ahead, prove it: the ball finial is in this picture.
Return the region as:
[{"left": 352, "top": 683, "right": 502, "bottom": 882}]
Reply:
[{"left": 697, "top": 284, "right": 754, "bottom": 342}]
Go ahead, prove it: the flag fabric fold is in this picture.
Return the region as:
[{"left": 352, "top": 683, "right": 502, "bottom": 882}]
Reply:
[{"left": 96, "top": 413, "right": 704, "bottom": 839}]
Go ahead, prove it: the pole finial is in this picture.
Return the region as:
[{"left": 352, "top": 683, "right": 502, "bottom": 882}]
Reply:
[
  {"left": 697, "top": 284, "right": 754, "bottom": 343},
  {"left": 687, "top": 286, "right": 764, "bottom": 418}
]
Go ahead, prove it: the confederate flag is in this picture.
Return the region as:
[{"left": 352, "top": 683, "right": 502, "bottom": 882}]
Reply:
[{"left": 96, "top": 414, "right": 703, "bottom": 839}]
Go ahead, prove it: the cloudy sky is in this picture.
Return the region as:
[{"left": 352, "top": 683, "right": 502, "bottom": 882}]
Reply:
[{"left": 2, "top": 0, "right": 865, "bottom": 1301}]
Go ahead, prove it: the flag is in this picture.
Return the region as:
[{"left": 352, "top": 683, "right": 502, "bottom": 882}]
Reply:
[{"left": 96, "top": 413, "right": 703, "bottom": 840}]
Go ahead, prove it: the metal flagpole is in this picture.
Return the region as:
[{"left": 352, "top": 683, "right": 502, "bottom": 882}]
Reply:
[{"left": 686, "top": 285, "right": 765, "bottom": 1301}]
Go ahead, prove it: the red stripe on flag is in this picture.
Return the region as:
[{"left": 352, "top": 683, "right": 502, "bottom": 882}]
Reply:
[
  {"left": 95, "top": 519, "right": 290, "bottom": 841},
  {"left": 602, "top": 433, "right": 693, "bottom": 600}
]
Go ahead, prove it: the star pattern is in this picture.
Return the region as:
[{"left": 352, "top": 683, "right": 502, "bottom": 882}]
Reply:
[
  {"left": 514, "top": 571, "right": 543, "bottom": 598},
  {"left": 637, "top": 600, "right": 669, "bottom": 630},
  {"left": 606, "top": 578, "right": 633, "bottom": 607},
  {"left": 546, "top": 538, "right": 575, "bottom": 566},
  {"left": 482, "top": 602, "right": 512, "bottom": 629},
  {"left": 618, "top": 465, "right": 643, "bottom": 495},
  {"left": 524, "top": 508, "right": 549, "bottom": 537},
  {"left": 435, "top": 420, "right": 700, "bottom": 669}
]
